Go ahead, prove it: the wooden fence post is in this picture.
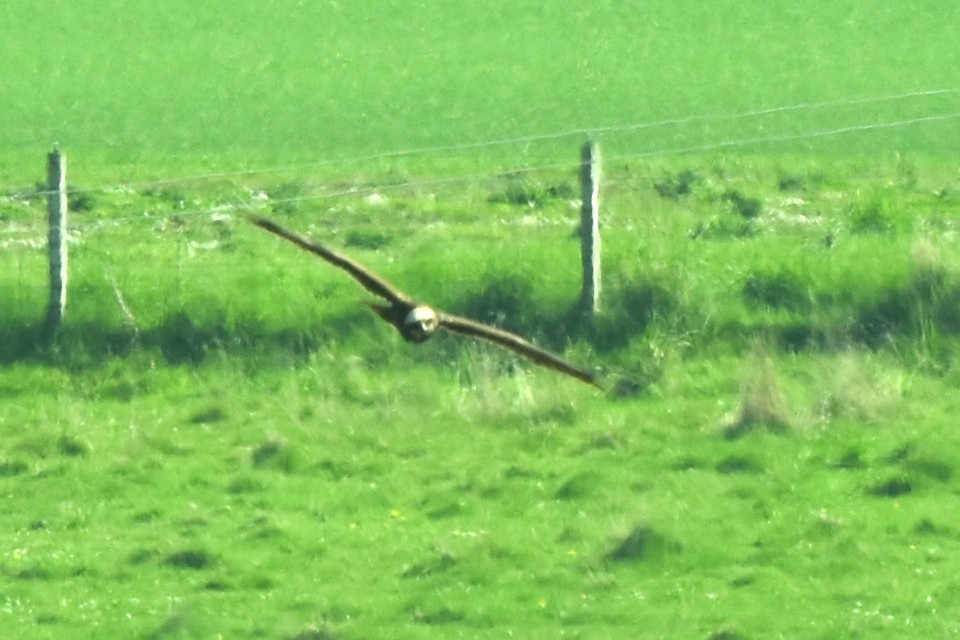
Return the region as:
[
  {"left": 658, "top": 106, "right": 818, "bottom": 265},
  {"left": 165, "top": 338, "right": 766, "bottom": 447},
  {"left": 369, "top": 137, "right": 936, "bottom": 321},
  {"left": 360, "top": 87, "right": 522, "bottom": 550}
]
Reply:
[
  {"left": 43, "top": 148, "right": 68, "bottom": 339},
  {"left": 579, "top": 140, "right": 601, "bottom": 313}
]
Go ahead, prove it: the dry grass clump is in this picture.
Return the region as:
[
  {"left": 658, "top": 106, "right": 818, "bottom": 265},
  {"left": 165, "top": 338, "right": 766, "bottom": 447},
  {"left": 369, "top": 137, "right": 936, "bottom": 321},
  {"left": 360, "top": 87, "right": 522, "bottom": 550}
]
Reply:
[
  {"left": 723, "top": 346, "right": 791, "bottom": 438},
  {"left": 815, "top": 353, "right": 902, "bottom": 423}
]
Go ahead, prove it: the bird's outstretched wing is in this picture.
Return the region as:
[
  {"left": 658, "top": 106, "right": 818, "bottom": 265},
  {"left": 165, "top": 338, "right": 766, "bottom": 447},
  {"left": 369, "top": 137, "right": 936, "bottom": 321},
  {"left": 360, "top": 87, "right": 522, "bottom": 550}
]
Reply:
[
  {"left": 249, "top": 215, "right": 413, "bottom": 304},
  {"left": 251, "top": 215, "right": 603, "bottom": 390},
  {"left": 438, "top": 312, "right": 603, "bottom": 389}
]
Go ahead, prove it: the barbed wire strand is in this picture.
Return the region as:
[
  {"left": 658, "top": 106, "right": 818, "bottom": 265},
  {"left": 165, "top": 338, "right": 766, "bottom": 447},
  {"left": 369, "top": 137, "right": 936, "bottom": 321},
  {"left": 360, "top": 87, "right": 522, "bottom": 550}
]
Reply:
[
  {"left": 6, "top": 87, "right": 956, "bottom": 200},
  {"left": 617, "top": 111, "right": 960, "bottom": 161},
  {"left": 2, "top": 106, "right": 958, "bottom": 243}
]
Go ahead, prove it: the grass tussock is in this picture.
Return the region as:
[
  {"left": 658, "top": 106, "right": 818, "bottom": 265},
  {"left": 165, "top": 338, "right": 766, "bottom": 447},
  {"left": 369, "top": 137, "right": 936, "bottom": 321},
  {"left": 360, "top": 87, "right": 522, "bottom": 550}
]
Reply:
[
  {"left": 815, "top": 353, "right": 903, "bottom": 423},
  {"left": 603, "top": 523, "right": 681, "bottom": 564},
  {"left": 724, "top": 345, "right": 791, "bottom": 438}
]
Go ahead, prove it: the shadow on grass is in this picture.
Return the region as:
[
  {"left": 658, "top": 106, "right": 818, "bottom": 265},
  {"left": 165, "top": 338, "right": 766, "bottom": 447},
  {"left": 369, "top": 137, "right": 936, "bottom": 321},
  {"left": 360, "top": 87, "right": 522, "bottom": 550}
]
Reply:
[
  {"left": 0, "top": 322, "right": 44, "bottom": 363},
  {"left": 6, "top": 263, "right": 960, "bottom": 373},
  {"left": 449, "top": 272, "right": 676, "bottom": 354},
  {"left": 604, "top": 524, "right": 682, "bottom": 564},
  {"left": 0, "top": 308, "right": 372, "bottom": 369}
]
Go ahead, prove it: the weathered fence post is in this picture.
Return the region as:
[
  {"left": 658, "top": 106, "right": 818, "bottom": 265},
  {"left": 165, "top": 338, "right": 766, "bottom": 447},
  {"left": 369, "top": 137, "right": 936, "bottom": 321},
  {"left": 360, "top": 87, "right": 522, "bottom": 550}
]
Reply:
[
  {"left": 579, "top": 139, "right": 601, "bottom": 313},
  {"left": 43, "top": 147, "right": 68, "bottom": 339}
]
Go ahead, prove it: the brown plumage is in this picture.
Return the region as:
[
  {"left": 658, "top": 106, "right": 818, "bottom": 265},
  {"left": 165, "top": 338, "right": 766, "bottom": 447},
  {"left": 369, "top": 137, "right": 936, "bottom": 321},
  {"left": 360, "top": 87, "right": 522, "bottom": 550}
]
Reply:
[{"left": 250, "top": 215, "right": 602, "bottom": 389}]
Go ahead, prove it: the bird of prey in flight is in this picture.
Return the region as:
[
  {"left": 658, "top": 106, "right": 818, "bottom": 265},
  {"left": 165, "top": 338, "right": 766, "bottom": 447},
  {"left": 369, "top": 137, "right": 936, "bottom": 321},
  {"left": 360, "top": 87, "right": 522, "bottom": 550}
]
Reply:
[{"left": 250, "top": 216, "right": 602, "bottom": 389}]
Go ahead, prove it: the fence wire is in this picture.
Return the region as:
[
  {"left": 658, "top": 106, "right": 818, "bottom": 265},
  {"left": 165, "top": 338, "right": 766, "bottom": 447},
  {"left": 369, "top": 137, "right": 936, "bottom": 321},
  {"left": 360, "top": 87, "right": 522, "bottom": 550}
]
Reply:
[{"left": 1, "top": 87, "right": 958, "bottom": 242}]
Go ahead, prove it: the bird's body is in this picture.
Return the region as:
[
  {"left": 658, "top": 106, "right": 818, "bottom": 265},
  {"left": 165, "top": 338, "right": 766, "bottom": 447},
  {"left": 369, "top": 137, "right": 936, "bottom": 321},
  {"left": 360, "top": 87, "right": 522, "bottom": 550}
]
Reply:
[
  {"left": 368, "top": 302, "right": 439, "bottom": 343},
  {"left": 250, "top": 216, "right": 602, "bottom": 389}
]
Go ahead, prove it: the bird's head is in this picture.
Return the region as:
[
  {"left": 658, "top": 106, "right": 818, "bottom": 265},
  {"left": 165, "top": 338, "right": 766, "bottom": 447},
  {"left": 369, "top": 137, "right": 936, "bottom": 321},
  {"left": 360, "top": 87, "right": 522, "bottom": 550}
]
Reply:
[{"left": 403, "top": 305, "right": 440, "bottom": 343}]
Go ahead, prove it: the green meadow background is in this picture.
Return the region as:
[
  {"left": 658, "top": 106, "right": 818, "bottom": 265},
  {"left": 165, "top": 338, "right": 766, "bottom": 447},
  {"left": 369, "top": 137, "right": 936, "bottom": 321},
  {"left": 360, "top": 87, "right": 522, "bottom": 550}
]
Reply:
[
  {"left": 3, "top": 2, "right": 960, "bottom": 639},
  {"left": 2, "top": 0, "right": 958, "bottom": 181}
]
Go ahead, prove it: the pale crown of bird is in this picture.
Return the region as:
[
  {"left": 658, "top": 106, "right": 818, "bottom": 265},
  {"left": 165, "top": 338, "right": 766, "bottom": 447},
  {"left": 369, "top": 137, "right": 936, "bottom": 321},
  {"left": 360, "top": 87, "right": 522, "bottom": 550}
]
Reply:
[{"left": 405, "top": 305, "right": 440, "bottom": 340}]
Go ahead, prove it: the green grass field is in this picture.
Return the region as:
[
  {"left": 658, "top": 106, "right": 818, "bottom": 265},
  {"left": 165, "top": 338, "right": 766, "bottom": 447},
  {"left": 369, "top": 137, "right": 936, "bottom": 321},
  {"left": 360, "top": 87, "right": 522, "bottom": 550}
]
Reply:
[
  {"left": 3, "top": 0, "right": 959, "bottom": 181},
  {"left": 4, "top": 2, "right": 960, "bottom": 639}
]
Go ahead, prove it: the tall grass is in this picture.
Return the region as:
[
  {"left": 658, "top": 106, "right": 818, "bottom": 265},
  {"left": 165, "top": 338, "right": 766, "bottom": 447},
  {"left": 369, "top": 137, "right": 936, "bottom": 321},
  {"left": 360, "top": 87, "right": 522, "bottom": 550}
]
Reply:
[{"left": 5, "top": 157, "right": 960, "bottom": 375}]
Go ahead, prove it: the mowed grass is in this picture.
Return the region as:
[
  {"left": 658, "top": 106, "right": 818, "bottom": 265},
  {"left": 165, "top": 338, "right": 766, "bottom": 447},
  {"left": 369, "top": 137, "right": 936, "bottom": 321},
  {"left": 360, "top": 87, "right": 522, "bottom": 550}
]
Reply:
[{"left": 1, "top": 0, "right": 959, "bottom": 183}]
